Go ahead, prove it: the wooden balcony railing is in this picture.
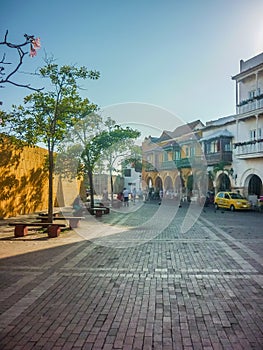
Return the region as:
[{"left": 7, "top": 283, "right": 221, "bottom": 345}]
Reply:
[{"left": 204, "top": 151, "right": 232, "bottom": 165}]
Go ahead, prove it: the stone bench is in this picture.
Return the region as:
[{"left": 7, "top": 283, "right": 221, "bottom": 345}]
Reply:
[
  {"left": 37, "top": 216, "right": 85, "bottom": 229},
  {"left": 9, "top": 222, "right": 67, "bottom": 238}
]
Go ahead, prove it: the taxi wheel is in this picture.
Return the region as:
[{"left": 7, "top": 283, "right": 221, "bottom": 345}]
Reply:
[
  {"left": 230, "top": 204, "right": 235, "bottom": 212},
  {"left": 214, "top": 203, "right": 219, "bottom": 210}
]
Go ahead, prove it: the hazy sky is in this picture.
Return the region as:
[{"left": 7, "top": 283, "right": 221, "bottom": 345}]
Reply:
[{"left": 1, "top": 0, "right": 263, "bottom": 132}]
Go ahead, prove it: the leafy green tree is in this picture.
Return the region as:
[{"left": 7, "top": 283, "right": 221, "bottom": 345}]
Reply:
[
  {"left": 101, "top": 118, "right": 141, "bottom": 202},
  {"left": 59, "top": 121, "right": 140, "bottom": 209},
  {"left": 0, "top": 62, "right": 99, "bottom": 222},
  {"left": 121, "top": 145, "right": 142, "bottom": 173}
]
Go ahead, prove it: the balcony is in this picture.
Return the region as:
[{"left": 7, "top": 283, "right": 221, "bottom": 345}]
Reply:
[
  {"left": 204, "top": 151, "right": 232, "bottom": 166},
  {"left": 160, "top": 160, "right": 177, "bottom": 170},
  {"left": 160, "top": 156, "right": 206, "bottom": 170},
  {"left": 237, "top": 96, "right": 263, "bottom": 114},
  {"left": 144, "top": 164, "right": 158, "bottom": 172},
  {"left": 234, "top": 139, "right": 263, "bottom": 158}
]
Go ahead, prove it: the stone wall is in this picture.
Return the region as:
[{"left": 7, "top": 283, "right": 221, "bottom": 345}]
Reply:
[{"left": 0, "top": 137, "right": 81, "bottom": 219}]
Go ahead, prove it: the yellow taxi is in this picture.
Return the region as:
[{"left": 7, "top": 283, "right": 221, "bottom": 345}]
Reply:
[{"left": 214, "top": 191, "right": 251, "bottom": 211}]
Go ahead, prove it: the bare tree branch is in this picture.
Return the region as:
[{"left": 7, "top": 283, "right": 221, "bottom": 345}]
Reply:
[{"left": 0, "top": 30, "right": 43, "bottom": 98}]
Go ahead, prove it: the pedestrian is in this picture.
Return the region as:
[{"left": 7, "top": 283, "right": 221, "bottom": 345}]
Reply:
[
  {"left": 123, "top": 188, "right": 129, "bottom": 207},
  {"left": 102, "top": 188, "right": 108, "bottom": 202},
  {"left": 72, "top": 195, "right": 84, "bottom": 216},
  {"left": 132, "top": 187, "right": 136, "bottom": 204},
  {"left": 138, "top": 188, "right": 143, "bottom": 201}
]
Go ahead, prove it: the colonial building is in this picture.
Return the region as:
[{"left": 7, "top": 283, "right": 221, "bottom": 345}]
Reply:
[
  {"left": 142, "top": 120, "right": 205, "bottom": 200},
  {"left": 200, "top": 115, "right": 236, "bottom": 193},
  {"left": 142, "top": 52, "right": 263, "bottom": 202},
  {"left": 232, "top": 52, "right": 263, "bottom": 201}
]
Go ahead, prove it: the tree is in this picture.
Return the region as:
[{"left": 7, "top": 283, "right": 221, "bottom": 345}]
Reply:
[
  {"left": 0, "top": 62, "right": 100, "bottom": 222},
  {"left": 121, "top": 145, "right": 142, "bottom": 173},
  {"left": 0, "top": 31, "right": 42, "bottom": 103},
  {"left": 101, "top": 118, "right": 141, "bottom": 202},
  {"left": 58, "top": 121, "right": 140, "bottom": 209}
]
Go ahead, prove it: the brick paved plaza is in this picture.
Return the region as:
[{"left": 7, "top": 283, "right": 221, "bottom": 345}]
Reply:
[{"left": 0, "top": 202, "right": 262, "bottom": 349}]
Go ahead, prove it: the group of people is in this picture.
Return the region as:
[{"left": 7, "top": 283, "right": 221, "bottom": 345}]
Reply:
[{"left": 117, "top": 187, "right": 143, "bottom": 206}]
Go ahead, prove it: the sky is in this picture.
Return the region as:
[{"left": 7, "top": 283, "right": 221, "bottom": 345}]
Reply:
[{"left": 1, "top": 0, "right": 263, "bottom": 135}]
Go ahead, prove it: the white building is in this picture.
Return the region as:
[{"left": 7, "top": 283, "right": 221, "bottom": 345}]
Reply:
[
  {"left": 200, "top": 52, "right": 263, "bottom": 200},
  {"left": 123, "top": 164, "right": 142, "bottom": 195},
  {"left": 200, "top": 116, "right": 236, "bottom": 193},
  {"left": 232, "top": 52, "right": 263, "bottom": 200}
]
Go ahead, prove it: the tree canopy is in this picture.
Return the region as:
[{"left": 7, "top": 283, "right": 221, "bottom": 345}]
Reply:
[
  {"left": 0, "top": 62, "right": 100, "bottom": 222},
  {"left": 57, "top": 117, "right": 140, "bottom": 208}
]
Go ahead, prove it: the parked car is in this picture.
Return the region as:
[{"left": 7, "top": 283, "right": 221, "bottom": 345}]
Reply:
[{"left": 214, "top": 191, "right": 251, "bottom": 211}]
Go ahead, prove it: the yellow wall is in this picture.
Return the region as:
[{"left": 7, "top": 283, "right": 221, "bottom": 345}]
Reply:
[{"left": 0, "top": 137, "right": 82, "bottom": 219}]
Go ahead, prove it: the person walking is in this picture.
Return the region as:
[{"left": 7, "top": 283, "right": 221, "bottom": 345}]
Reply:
[
  {"left": 123, "top": 188, "right": 129, "bottom": 207},
  {"left": 132, "top": 187, "right": 136, "bottom": 204}
]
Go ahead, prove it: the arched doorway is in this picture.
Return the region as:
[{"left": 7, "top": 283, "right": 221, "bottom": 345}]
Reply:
[
  {"left": 174, "top": 175, "right": 183, "bottom": 200},
  {"left": 153, "top": 176, "right": 163, "bottom": 200},
  {"left": 164, "top": 176, "right": 174, "bottom": 196},
  {"left": 217, "top": 173, "right": 231, "bottom": 192},
  {"left": 155, "top": 176, "right": 163, "bottom": 190},
  {"left": 248, "top": 175, "right": 262, "bottom": 197},
  {"left": 147, "top": 177, "right": 153, "bottom": 189}
]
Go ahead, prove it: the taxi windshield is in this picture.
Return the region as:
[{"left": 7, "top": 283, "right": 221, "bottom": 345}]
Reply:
[{"left": 230, "top": 193, "right": 243, "bottom": 199}]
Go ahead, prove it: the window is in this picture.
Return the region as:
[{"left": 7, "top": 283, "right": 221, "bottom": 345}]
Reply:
[
  {"left": 163, "top": 152, "right": 168, "bottom": 162},
  {"left": 124, "top": 169, "right": 131, "bottom": 177},
  {"left": 147, "top": 155, "right": 152, "bottom": 163},
  {"left": 250, "top": 129, "right": 256, "bottom": 140},
  {"left": 248, "top": 90, "right": 256, "bottom": 99},
  {"left": 224, "top": 142, "right": 231, "bottom": 151},
  {"left": 217, "top": 140, "right": 221, "bottom": 152},
  {"left": 205, "top": 143, "right": 211, "bottom": 154},
  {"left": 258, "top": 128, "right": 262, "bottom": 139}
]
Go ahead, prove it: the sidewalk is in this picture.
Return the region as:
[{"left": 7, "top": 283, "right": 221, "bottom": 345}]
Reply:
[{"left": 0, "top": 203, "right": 262, "bottom": 349}]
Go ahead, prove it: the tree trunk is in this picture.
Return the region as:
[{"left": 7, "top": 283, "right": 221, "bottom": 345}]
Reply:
[
  {"left": 48, "top": 148, "right": 54, "bottom": 223},
  {"left": 110, "top": 171, "right": 114, "bottom": 203},
  {"left": 88, "top": 168, "right": 95, "bottom": 209}
]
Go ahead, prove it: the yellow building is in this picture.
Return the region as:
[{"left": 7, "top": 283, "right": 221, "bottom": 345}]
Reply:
[
  {"left": 142, "top": 120, "right": 206, "bottom": 200},
  {"left": 0, "top": 136, "right": 82, "bottom": 218}
]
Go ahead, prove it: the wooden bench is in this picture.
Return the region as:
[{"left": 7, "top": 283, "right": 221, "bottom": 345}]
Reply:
[
  {"left": 37, "top": 216, "right": 85, "bottom": 229},
  {"left": 9, "top": 222, "right": 66, "bottom": 238}
]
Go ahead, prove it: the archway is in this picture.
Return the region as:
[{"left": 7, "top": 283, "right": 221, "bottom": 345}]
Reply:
[
  {"left": 174, "top": 175, "right": 183, "bottom": 200},
  {"left": 163, "top": 176, "right": 174, "bottom": 197},
  {"left": 217, "top": 173, "right": 231, "bottom": 192},
  {"left": 147, "top": 177, "right": 153, "bottom": 188},
  {"left": 248, "top": 174, "right": 262, "bottom": 197},
  {"left": 152, "top": 176, "right": 163, "bottom": 200},
  {"left": 155, "top": 176, "right": 163, "bottom": 190}
]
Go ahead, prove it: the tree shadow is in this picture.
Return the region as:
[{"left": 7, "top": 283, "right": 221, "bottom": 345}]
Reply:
[{"left": 0, "top": 137, "right": 47, "bottom": 218}]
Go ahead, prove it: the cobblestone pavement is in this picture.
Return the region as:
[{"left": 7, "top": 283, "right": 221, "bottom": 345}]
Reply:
[{"left": 0, "top": 202, "right": 262, "bottom": 349}]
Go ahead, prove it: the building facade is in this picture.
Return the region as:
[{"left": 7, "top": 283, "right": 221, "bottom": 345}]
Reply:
[
  {"left": 232, "top": 52, "right": 263, "bottom": 202},
  {"left": 141, "top": 52, "right": 263, "bottom": 202},
  {"left": 142, "top": 120, "right": 205, "bottom": 200}
]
